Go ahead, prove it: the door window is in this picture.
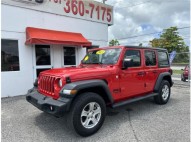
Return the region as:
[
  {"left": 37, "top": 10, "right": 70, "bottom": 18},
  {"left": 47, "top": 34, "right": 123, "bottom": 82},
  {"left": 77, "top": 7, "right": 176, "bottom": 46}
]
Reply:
[
  {"left": 35, "top": 45, "right": 51, "bottom": 65},
  {"left": 35, "top": 45, "right": 52, "bottom": 77},
  {"left": 64, "top": 47, "right": 76, "bottom": 65},
  {"left": 124, "top": 50, "right": 141, "bottom": 67}
]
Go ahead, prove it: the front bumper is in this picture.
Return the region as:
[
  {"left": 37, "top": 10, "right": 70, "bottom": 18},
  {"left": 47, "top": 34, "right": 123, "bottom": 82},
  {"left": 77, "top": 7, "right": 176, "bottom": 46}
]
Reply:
[{"left": 26, "top": 88, "right": 72, "bottom": 117}]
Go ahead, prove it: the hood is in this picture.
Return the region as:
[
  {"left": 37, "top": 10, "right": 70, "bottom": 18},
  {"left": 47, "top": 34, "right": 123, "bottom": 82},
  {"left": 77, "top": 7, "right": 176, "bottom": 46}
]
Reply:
[{"left": 40, "top": 65, "right": 113, "bottom": 81}]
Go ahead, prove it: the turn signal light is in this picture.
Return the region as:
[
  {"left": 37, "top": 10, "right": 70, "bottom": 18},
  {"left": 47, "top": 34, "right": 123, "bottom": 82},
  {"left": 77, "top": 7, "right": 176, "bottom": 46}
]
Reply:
[{"left": 62, "top": 89, "right": 77, "bottom": 95}]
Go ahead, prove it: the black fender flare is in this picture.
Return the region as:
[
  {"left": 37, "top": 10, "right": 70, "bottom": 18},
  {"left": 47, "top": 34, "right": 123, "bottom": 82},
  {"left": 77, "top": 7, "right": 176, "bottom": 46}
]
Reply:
[
  {"left": 60, "top": 79, "right": 114, "bottom": 103},
  {"left": 154, "top": 72, "right": 173, "bottom": 92}
]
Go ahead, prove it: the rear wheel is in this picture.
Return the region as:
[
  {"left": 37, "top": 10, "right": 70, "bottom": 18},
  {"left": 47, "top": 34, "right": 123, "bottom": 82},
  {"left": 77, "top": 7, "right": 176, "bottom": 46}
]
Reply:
[
  {"left": 181, "top": 74, "right": 186, "bottom": 82},
  {"left": 67, "top": 92, "right": 106, "bottom": 137},
  {"left": 154, "top": 80, "right": 171, "bottom": 105}
]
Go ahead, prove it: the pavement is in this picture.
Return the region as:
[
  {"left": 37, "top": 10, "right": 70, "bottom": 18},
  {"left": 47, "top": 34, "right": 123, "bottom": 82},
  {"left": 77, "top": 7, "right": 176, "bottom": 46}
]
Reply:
[{"left": 2, "top": 80, "right": 190, "bottom": 142}]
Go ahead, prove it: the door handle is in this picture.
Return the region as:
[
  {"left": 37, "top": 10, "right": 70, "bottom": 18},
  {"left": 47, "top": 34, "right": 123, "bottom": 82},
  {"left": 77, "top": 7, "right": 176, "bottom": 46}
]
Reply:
[
  {"left": 153, "top": 70, "right": 158, "bottom": 74},
  {"left": 137, "top": 72, "right": 145, "bottom": 76}
]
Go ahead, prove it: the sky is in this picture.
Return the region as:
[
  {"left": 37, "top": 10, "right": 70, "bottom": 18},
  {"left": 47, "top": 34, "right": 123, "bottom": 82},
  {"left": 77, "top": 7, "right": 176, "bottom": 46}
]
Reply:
[{"left": 95, "top": 0, "right": 190, "bottom": 47}]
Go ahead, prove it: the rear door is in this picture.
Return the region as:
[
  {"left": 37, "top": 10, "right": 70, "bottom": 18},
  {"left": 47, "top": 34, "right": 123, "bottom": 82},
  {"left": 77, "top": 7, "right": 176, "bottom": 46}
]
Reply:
[
  {"left": 119, "top": 49, "right": 146, "bottom": 99},
  {"left": 144, "top": 50, "right": 159, "bottom": 92}
]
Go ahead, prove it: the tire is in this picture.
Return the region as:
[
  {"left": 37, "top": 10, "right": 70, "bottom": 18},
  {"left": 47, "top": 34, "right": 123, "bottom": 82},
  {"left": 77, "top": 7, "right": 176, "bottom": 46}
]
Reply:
[
  {"left": 67, "top": 92, "right": 106, "bottom": 137},
  {"left": 154, "top": 80, "right": 171, "bottom": 105},
  {"left": 181, "top": 74, "right": 186, "bottom": 82}
]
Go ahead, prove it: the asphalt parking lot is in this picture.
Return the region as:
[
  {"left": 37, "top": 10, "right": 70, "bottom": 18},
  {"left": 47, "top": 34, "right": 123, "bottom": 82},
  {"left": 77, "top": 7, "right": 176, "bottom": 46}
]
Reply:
[{"left": 2, "top": 80, "right": 190, "bottom": 142}]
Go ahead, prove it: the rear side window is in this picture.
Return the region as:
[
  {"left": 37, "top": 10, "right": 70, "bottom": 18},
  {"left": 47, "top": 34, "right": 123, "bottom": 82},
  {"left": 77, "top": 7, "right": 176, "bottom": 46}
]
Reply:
[
  {"left": 124, "top": 50, "right": 141, "bottom": 67},
  {"left": 145, "top": 50, "right": 156, "bottom": 66},
  {"left": 158, "top": 51, "right": 170, "bottom": 67}
]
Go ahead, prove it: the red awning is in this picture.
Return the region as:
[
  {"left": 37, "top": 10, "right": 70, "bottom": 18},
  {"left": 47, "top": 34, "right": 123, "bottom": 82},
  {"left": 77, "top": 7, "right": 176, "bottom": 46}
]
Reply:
[{"left": 25, "top": 27, "right": 92, "bottom": 47}]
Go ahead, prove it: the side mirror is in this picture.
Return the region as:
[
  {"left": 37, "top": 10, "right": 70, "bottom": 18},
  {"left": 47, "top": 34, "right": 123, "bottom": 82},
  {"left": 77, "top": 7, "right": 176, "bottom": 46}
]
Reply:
[{"left": 122, "top": 58, "right": 132, "bottom": 69}]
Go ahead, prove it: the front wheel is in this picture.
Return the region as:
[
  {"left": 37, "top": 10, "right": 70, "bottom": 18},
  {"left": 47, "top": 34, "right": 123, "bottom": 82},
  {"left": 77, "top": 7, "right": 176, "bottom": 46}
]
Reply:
[
  {"left": 67, "top": 92, "right": 106, "bottom": 137},
  {"left": 154, "top": 80, "right": 171, "bottom": 105}
]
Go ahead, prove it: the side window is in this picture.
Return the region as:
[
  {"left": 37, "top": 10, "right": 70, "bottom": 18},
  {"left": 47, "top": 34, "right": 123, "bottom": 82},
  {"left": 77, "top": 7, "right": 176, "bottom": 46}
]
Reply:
[
  {"left": 158, "top": 51, "right": 169, "bottom": 67},
  {"left": 1, "top": 39, "right": 20, "bottom": 71},
  {"left": 124, "top": 50, "right": 141, "bottom": 67},
  {"left": 145, "top": 50, "right": 156, "bottom": 66}
]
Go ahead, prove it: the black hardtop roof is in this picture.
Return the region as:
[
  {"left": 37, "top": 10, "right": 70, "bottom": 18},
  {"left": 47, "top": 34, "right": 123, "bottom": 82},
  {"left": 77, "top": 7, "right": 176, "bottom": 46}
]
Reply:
[
  {"left": 125, "top": 45, "right": 167, "bottom": 51},
  {"left": 89, "top": 46, "right": 168, "bottom": 52}
]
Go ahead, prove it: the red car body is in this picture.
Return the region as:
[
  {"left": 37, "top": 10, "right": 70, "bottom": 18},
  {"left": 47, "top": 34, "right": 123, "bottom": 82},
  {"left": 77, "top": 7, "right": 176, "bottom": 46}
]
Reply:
[
  {"left": 36, "top": 46, "right": 171, "bottom": 102},
  {"left": 27, "top": 46, "right": 173, "bottom": 136},
  {"left": 181, "top": 65, "right": 189, "bottom": 81}
]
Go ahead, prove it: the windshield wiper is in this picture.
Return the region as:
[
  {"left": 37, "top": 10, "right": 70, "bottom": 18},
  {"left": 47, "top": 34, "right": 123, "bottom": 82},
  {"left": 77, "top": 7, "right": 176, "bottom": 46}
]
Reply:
[{"left": 92, "top": 62, "right": 103, "bottom": 64}]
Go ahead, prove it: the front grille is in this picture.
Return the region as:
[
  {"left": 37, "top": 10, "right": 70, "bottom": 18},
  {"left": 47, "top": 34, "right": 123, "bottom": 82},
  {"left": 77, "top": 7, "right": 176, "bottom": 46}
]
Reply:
[{"left": 39, "top": 76, "right": 56, "bottom": 95}]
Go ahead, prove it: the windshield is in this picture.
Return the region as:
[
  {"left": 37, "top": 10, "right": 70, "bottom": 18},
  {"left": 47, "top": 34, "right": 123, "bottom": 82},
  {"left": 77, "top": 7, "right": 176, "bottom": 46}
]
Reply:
[{"left": 82, "top": 48, "right": 122, "bottom": 64}]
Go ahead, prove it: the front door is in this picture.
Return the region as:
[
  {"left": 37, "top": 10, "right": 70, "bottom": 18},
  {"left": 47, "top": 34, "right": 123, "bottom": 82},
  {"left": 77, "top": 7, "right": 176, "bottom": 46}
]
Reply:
[
  {"left": 119, "top": 49, "right": 146, "bottom": 99},
  {"left": 33, "top": 45, "right": 53, "bottom": 80}
]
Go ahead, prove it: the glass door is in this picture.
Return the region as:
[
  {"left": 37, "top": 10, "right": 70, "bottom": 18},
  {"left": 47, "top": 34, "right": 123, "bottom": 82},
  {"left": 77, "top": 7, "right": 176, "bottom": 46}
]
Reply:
[
  {"left": 33, "top": 45, "right": 53, "bottom": 79},
  {"left": 63, "top": 47, "right": 77, "bottom": 67}
]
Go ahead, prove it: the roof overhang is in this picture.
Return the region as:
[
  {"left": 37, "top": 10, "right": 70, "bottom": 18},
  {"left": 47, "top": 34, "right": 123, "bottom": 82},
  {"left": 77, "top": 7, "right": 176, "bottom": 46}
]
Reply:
[{"left": 25, "top": 27, "right": 92, "bottom": 47}]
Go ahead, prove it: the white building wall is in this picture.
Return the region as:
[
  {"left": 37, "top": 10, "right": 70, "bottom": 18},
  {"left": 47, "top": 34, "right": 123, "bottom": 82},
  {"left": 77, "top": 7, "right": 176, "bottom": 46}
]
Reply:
[
  {"left": 52, "top": 45, "right": 63, "bottom": 68},
  {"left": 2, "top": 5, "right": 108, "bottom": 45},
  {"left": 1, "top": 31, "right": 34, "bottom": 97},
  {"left": 1, "top": 4, "right": 108, "bottom": 97}
]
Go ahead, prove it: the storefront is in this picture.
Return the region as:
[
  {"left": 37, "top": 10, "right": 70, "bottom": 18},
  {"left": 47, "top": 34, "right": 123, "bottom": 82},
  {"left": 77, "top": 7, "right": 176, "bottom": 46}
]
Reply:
[{"left": 1, "top": 0, "right": 113, "bottom": 97}]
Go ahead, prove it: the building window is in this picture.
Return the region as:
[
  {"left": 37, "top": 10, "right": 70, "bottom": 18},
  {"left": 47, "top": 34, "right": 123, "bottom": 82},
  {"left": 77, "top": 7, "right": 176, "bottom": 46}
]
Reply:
[
  {"left": 1, "top": 39, "right": 20, "bottom": 72},
  {"left": 64, "top": 47, "right": 76, "bottom": 65}
]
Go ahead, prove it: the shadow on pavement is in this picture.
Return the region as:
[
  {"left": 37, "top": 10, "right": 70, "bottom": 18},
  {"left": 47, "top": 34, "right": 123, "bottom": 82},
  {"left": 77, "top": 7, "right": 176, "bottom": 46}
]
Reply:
[{"left": 33, "top": 97, "right": 179, "bottom": 141}]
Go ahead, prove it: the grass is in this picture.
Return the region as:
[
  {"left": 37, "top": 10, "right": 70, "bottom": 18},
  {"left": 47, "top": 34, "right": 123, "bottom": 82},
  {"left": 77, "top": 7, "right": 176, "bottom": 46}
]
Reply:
[
  {"left": 172, "top": 63, "right": 188, "bottom": 65},
  {"left": 173, "top": 70, "right": 183, "bottom": 75}
]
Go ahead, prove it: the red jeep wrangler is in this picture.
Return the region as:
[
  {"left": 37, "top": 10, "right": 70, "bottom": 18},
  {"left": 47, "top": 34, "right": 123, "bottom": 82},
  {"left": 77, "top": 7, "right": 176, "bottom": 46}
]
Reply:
[{"left": 26, "top": 46, "right": 173, "bottom": 136}]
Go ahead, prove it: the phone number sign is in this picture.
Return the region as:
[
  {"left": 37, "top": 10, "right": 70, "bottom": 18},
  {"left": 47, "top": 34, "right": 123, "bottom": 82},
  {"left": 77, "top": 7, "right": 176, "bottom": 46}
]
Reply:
[{"left": 2, "top": 0, "right": 113, "bottom": 25}]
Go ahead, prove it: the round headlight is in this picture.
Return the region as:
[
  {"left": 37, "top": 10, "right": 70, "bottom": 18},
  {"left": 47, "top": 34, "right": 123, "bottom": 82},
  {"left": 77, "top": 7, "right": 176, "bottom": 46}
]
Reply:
[{"left": 59, "top": 79, "right": 62, "bottom": 87}]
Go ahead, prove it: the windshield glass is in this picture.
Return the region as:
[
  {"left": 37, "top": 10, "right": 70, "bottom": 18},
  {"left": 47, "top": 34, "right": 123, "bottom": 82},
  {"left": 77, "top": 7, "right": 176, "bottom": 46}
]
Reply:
[{"left": 82, "top": 48, "right": 122, "bottom": 64}]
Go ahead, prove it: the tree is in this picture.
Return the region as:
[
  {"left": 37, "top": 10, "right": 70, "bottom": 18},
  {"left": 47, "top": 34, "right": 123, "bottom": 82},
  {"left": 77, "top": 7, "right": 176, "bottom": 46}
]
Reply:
[
  {"left": 150, "top": 27, "right": 189, "bottom": 53},
  {"left": 109, "top": 39, "right": 120, "bottom": 46},
  {"left": 150, "top": 27, "right": 189, "bottom": 63}
]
